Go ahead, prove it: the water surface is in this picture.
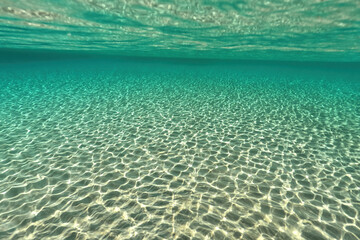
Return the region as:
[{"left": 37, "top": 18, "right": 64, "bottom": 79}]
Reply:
[{"left": 0, "top": 0, "right": 359, "bottom": 61}]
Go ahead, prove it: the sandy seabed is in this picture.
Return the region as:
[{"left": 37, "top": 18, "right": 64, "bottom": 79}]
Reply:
[{"left": 0, "top": 60, "right": 359, "bottom": 240}]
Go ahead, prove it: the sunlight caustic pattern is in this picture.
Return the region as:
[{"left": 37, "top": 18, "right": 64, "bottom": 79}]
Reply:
[{"left": 0, "top": 60, "right": 359, "bottom": 239}]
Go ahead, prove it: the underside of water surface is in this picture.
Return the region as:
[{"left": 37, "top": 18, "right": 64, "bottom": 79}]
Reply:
[
  {"left": 1, "top": 0, "right": 360, "bottom": 240},
  {"left": 0, "top": 0, "right": 360, "bottom": 61}
]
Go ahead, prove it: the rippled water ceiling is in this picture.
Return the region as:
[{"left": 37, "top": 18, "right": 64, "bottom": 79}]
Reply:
[{"left": 0, "top": 0, "right": 360, "bottom": 60}]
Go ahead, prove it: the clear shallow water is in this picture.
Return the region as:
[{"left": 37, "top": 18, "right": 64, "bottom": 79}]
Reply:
[
  {"left": 0, "top": 58, "right": 359, "bottom": 240},
  {"left": 0, "top": 0, "right": 360, "bottom": 61},
  {"left": 1, "top": 0, "right": 360, "bottom": 239}
]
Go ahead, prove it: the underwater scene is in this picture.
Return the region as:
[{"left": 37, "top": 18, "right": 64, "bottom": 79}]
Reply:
[{"left": 0, "top": 1, "right": 360, "bottom": 240}]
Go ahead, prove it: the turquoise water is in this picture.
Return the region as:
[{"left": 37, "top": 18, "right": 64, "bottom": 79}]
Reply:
[
  {"left": 0, "top": 0, "right": 360, "bottom": 61},
  {"left": 1, "top": 1, "right": 360, "bottom": 240}
]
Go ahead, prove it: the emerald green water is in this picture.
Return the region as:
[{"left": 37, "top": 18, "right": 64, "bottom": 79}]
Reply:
[
  {"left": 1, "top": 0, "right": 360, "bottom": 239},
  {"left": 0, "top": 58, "right": 359, "bottom": 239}
]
